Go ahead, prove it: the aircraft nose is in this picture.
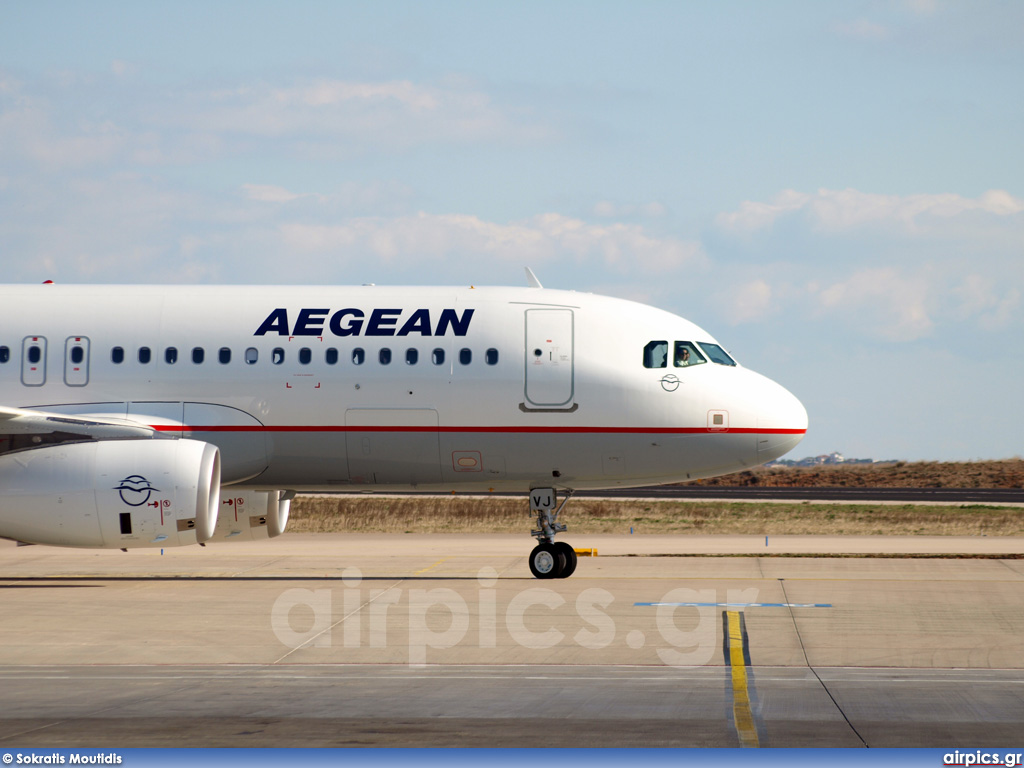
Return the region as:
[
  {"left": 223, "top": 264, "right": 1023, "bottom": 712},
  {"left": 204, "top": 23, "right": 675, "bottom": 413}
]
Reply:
[{"left": 754, "top": 376, "right": 808, "bottom": 463}]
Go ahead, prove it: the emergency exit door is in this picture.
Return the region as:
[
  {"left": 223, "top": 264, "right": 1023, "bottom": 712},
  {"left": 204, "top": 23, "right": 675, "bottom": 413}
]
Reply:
[{"left": 524, "top": 309, "right": 574, "bottom": 408}]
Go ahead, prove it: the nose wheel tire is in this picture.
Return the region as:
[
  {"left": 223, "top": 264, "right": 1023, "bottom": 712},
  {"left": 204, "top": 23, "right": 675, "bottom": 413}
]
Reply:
[
  {"left": 529, "top": 542, "right": 565, "bottom": 579},
  {"left": 554, "top": 541, "right": 578, "bottom": 578},
  {"left": 529, "top": 541, "right": 578, "bottom": 579}
]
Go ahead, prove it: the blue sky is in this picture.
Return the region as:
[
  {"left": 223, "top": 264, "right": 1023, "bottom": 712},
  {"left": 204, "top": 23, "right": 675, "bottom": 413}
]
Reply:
[{"left": 1, "top": 1, "right": 1022, "bottom": 461}]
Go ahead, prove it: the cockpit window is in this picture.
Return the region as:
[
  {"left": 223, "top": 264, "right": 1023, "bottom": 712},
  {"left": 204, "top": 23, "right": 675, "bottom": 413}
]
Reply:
[
  {"left": 674, "top": 341, "right": 706, "bottom": 368},
  {"left": 643, "top": 340, "right": 668, "bottom": 368},
  {"left": 698, "top": 342, "right": 737, "bottom": 366}
]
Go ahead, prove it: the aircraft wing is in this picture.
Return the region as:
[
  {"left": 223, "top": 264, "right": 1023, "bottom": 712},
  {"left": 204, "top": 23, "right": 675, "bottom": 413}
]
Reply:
[{"left": 0, "top": 406, "right": 156, "bottom": 453}]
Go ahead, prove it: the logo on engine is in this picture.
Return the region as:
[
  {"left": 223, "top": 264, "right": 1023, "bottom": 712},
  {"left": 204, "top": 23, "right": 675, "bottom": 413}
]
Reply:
[{"left": 114, "top": 475, "right": 161, "bottom": 507}]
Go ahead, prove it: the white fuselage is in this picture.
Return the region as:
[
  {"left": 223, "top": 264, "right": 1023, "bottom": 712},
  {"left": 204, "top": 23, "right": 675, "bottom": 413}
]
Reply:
[{"left": 0, "top": 283, "right": 807, "bottom": 493}]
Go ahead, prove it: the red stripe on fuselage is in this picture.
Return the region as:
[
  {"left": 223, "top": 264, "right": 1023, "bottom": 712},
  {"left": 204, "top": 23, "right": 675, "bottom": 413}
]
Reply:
[{"left": 151, "top": 424, "right": 806, "bottom": 435}]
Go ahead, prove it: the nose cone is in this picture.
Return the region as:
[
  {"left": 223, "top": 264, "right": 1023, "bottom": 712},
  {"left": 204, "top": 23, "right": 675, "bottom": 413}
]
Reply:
[{"left": 754, "top": 374, "right": 808, "bottom": 463}]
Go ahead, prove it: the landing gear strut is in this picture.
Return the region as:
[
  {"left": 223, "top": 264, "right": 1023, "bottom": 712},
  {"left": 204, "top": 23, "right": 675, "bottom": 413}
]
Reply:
[{"left": 528, "top": 488, "right": 577, "bottom": 579}]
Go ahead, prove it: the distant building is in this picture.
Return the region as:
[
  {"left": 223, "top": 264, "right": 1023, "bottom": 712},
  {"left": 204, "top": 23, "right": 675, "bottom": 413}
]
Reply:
[{"left": 765, "top": 451, "right": 876, "bottom": 467}]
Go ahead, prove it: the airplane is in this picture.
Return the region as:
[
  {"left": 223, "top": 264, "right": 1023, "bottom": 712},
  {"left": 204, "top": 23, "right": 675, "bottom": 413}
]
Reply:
[{"left": 0, "top": 270, "right": 807, "bottom": 578}]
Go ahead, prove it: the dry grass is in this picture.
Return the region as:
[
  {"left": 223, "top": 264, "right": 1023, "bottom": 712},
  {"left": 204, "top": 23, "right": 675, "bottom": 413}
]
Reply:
[
  {"left": 695, "top": 458, "right": 1024, "bottom": 488},
  {"left": 289, "top": 496, "right": 1024, "bottom": 536}
]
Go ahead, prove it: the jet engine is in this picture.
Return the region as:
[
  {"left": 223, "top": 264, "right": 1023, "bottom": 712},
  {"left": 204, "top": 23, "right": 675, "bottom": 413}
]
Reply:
[
  {"left": 0, "top": 438, "right": 220, "bottom": 549},
  {"left": 208, "top": 489, "right": 290, "bottom": 542}
]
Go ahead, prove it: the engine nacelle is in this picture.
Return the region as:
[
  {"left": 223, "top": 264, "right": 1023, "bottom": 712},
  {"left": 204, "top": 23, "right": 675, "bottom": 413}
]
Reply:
[
  {"left": 0, "top": 439, "right": 220, "bottom": 549},
  {"left": 208, "top": 489, "right": 290, "bottom": 542}
]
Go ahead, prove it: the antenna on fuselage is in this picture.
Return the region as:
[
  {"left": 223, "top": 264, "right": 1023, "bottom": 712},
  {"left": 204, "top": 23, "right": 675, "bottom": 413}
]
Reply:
[{"left": 524, "top": 267, "right": 543, "bottom": 289}]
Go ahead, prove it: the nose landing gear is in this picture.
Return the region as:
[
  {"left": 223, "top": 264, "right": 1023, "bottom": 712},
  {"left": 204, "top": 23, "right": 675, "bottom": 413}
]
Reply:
[
  {"left": 528, "top": 540, "right": 578, "bottom": 579},
  {"left": 528, "top": 488, "right": 578, "bottom": 579}
]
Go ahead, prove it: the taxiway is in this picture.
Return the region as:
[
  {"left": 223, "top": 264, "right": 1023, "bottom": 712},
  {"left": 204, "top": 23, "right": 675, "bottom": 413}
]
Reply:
[{"left": 1, "top": 533, "right": 1022, "bottom": 747}]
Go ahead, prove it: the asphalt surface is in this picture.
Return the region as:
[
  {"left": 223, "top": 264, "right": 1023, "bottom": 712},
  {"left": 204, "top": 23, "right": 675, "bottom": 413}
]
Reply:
[
  {"left": 578, "top": 486, "right": 1024, "bottom": 503},
  {"left": 365, "top": 486, "right": 1024, "bottom": 504},
  {"left": 2, "top": 533, "right": 1023, "bottom": 747}
]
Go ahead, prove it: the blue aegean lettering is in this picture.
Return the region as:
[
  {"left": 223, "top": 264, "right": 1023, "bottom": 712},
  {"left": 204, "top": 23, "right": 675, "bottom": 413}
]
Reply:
[{"left": 254, "top": 308, "right": 475, "bottom": 337}]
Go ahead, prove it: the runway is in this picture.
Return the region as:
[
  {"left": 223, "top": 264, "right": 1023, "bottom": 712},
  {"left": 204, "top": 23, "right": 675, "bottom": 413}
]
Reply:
[
  {"left": 2, "top": 533, "right": 1023, "bottom": 747},
  {"left": 372, "top": 486, "right": 1024, "bottom": 504},
  {"left": 580, "top": 486, "right": 1024, "bottom": 504}
]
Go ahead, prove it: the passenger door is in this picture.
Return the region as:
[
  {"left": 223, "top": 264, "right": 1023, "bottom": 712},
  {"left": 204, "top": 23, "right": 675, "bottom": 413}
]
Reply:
[{"left": 524, "top": 309, "right": 575, "bottom": 409}]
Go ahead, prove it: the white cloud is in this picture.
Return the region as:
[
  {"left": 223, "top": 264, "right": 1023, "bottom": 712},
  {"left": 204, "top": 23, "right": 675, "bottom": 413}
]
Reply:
[
  {"left": 0, "top": 72, "right": 20, "bottom": 95},
  {"left": 905, "top": 0, "right": 937, "bottom": 15},
  {"left": 242, "top": 184, "right": 318, "bottom": 203},
  {"left": 171, "top": 78, "right": 551, "bottom": 152},
  {"left": 0, "top": 172, "right": 220, "bottom": 282},
  {"left": 710, "top": 188, "right": 1024, "bottom": 341},
  {"left": 0, "top": 96, "right": 125, "bottom": 170},
  {"left": 952, "top": 275, "right": 1021, "bottom": 331},
  {"left": 715, "top": 189, "right": 809, "bottom": 232},
  {"left": 810, "top": 188, "right": 1024, "bottom": 231},
  {"left": 814, "top": 267, "right": 934, "bottom": 340},
  {"left": 0, "top": 75, "right": 191, "bottom": 171},
  {"left": 833, "top": 19, "right": 892, "bottom": 42},
  {"left": 275, "top": 80, "right": 439, "bottom": 111},
  {"left": 593, "top": 200, "right": 666, "bottom": 219},
  {"left": 240, "top": 181, "right": 414, "bottom": 215},
  {"left": 279, "top": 211, "right": 705, "bottom": 274},
  {"left": 110, "top": 60, "right": 139, "bottom": 77},
  {"left": 717, "top": 188, "right": 1024, "bottom": 234},
  {"left": 0, "top": 159, "right": 702, "bottom": 286},
  {"left": 722, "top": 279, "right": 774, "bottom": 325},
  {"left": 0, "top": 73, "right": 553, "bottom": 173}
]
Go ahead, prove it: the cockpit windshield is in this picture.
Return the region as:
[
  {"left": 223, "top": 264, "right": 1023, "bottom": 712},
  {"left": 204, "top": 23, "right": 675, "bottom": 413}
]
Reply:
[
  {"left": 643, "top": 340, "right": 668, "bottom": 368},
  {"left": 643, "top": 339, "right": 737, "bottom": 368},
  {"left": 697, "top": 342, "right": 737, "bottom": 366},
  {"left": 674, "top": 341, "right": 706, "bottom": 367}
]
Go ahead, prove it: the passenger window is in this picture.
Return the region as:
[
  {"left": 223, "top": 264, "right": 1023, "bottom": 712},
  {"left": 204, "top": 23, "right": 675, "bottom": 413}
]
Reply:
[
  {"left": 459, "top": 348, "right": 471, "bottom": 365},
  {"left": 325, "top": 348, "right": 338, "bottom": 365},
  {"left": 379, "top": 348, "right": 392, "bottom": 365},
  {"left": 111, "top": 347, "right": 124, "bottom": 364},
  {"left": 219, "top": 347, "right": 231, "bottom": 364},
  {"left": 139, "top": 347, "right": 151, "bottom": 364},
  {"left": 272, "top": 348, "right": 284, "bottom": 365},
  {"left": 28, "top": 345, "right": 41, "bottom": 364},
  {"left": 70, "top": 346, "right": 85, "bottom": 365},
  {"left": 406, "top": 349, "right": 418, "bottom": 365},
  {"left": 674, "top": 341, "right": 706, "bottom": 368},
  {"left": 192, "top": 347, "right": 204, "bottom": 364},
  {"left": 0, "top": 346, "right": 8, "bottom": 364},
  {"left": 245, "top": 347, "right": 258, "bottom": 365},
  {"left": 643, "top": 341, "right": 668, "bottom": 368},
  {"left": 165, "top": 347, "right": 178, "bottom": 365},
  {"left": 698, "top": 343, "right": 737, "bottom": 366},
  {"left": 299, "top": 347, "right": 311, "bottom": 365},
  {"left": 485, "top": 348, "right": 498, "bottom": 365},
  {"left": 432, "top": 348, "right": 445, "bottom": 365},
  {"left": 352, "top": 348, "right": 365, "bottom": 365}
]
